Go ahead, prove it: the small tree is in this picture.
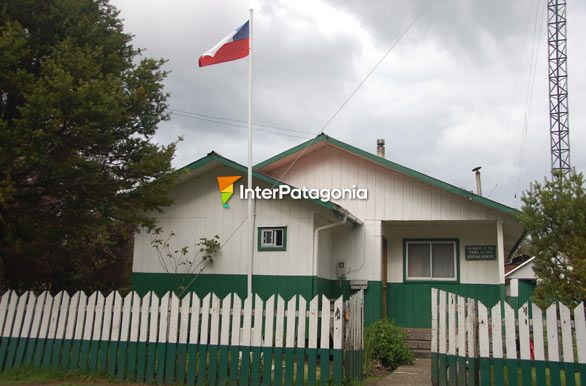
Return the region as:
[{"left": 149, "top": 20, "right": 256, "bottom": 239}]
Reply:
[{"left": 518, "top": 170, "right": 586, "bottom": 307}]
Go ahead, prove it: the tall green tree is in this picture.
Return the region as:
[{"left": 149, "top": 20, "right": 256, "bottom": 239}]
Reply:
[
  {"left": 0, "top": 0, "right": 177, "bottom": 292},
  {"left": 519, "top": 171, "right": 586, "bottom": 307}
]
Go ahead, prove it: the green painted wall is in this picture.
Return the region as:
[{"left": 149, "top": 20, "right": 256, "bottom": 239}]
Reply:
[{"left": 386, "top": 283, "right": 504, "bottom": 328}]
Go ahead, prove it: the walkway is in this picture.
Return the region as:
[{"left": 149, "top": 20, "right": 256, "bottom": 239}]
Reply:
[{"left": 372, "top": 358, "right": 431, "bottom": 386}]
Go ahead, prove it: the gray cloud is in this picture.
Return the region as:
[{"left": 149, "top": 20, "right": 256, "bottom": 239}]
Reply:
[{"left": 112, "top": 0, "right": 586, "bottom": 208}]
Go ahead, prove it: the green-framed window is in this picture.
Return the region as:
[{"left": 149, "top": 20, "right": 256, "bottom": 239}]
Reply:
[
  {"left": 404, "top": 239, "right": 459, "bottom": 282},
  {"left": 258, "top": 226, "right": 287, "bottom": 251}
]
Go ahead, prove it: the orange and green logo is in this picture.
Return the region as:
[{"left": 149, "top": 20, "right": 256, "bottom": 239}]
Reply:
[{"left": 217, "top": 176, "right": 242, "bottom": 208}]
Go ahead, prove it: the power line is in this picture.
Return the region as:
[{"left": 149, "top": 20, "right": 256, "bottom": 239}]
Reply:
[{"left": 272, "top": 0, "right": 435, "bottom": 185}]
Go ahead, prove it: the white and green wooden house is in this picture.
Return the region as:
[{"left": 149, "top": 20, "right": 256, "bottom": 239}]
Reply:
[{"left": 132, "top": 134, "right": 525, "bottom": 327}]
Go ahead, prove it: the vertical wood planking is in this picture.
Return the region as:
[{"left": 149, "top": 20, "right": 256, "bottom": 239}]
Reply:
[
  {"left": 262, "top": 295, "right": 275, "bottom": 386},
  {"left": 559, "top": 303, "right": 576, "bottom": 386},
  {"left": 319, "top": 295, "right": 330, "bottom": 386},
  {"left": 447, "top": 293, "right": 457, "bottom": 384},
  {"left": 295, "top": 296, "right": 307, "bottom": 386},
  {"left": 431, "top": 288, "right": 438, "bottom": 386},
  {"left": 531, "top": 303, "right": 546, "bottom": 384},
  {"left": 491, "top": 303, "right": 504, "bottom": 386},
  {"left": 51, "top": 292, "right": 70, "bottom": 367},
  {"left": 466, "top": 299, "right": 477, "bottom": 386},
  {"left": 89, "top": 292, "right": 105, "bottom": 372},
  {"left": 165, "top": 293, "right": 180, "bottom": 385},
  {"left": 0, "top": 291, "right": 17, "bottom": 369},
  {"left": 285, "top": 296, "right": 297, "bottom": 386},
  {"left": 97, "top": 292, "right": 113, "bottom": 372},
  {"left": 176, "top": 294, "right": 191, "bottom": 385},
  {"left": 145, "top": 292, "right": 160, "bottom": 383},
  {"left": 456, "top": 296, "right": 466, "bottom": 386},
  {"left": 42, "top": 291, "right": 63, "bottom": 369},
  {"left": 155, "top": 292, "right": 170, "bottom": 384},
  {"left": 251, "top": 295, "right": 264, "bottom": 386},
  {"left": 546, "top": 303, "right": 562, "bottom": 386},
  {"left": 229, "top": 294, "right": 242, "bottom": 385},
  {"left": 477, "top": 301, "right": 490, "bottom": 386},
  {"left": 504, "top": 302, "right": 518, "bottom": 386},
  {"left": 23, "top": 291, "right": 47, "bottom": 366},
  {"left": 61, "top": 292, "right": 79, "bottom": 369},
  {"left": 117, "top": 292, "right": 133, "bottom": 380},
  {"left": 332, "top": 296, "right": 344, "bottom": 385},
  {"left": 438, "top": 291, "right": 447, "bottom": 386},
  {"left": 187, "top": 293, "right": 201, "bottom": 386},
  {"left": 518, "top": 302, "right": 531, "bottom": 386},
  {"left": 207, "top": 294, "right": 221, "bottom": 386},
  {"left": 574, "top": 303, "right": 586, "bottom": 386},
  {"left": 196, "top": 294, "right": 210, "bottom": 386},
  {"left": 3, "top": 292, "right": 28, "bottom": 370},
  {"left": 127, "top": 292, "right": 142, "bottom": 380},
  {"left": 79, "top": 292, "right": 96, "bottom": 370},
  {"left": 218, "top": 294, "right": 232, "bottom": 386},
  {"left": 14, "top": 292, "right": 37, "bottom": 368},
  {"left": 34, "top": 292, "right": 54, "bottom": 367},
  {"left": 274, "top": 296, "right": 287, "bottom": 386},
  {"left": 107, "top": 292, "right": 123, "bottom": 376},
  {"left": 69, "top": 292, "right": 86, "bottom": 369}
]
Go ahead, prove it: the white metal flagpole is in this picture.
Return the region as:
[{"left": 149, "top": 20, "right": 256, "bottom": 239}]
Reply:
[{"left": 247, "top": 8, "right": 254, "bottom": 299}]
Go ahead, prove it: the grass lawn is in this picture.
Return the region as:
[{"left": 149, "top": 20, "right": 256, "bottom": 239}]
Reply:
[{"left": 0, "top": 368, "right": 143, "bottom": 385}]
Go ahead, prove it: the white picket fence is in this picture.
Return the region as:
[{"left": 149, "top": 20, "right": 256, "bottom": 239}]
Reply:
[
  {"left": 431, "top": 288, "right": 586, "bottom": 386},
  {"left": 0, "top": 290, "right": 364, "bottom": 385}
]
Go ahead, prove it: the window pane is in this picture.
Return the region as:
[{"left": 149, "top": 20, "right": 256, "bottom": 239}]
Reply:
[
  {"left": 275, "top": 229, "right": 283, "bottom": 246},
  {"left": 408, "top": 243, "right": 430, "bottom": 278},
  {"left": 432, "top": 243, "right": 455, "bottom": 279},
  {"left": 262, "top": 230, "right": 273, "bottom": 245}
]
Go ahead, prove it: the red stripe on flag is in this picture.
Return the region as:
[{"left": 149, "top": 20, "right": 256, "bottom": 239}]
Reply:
[{"left": 199, "top": 38, "right": 249, "bottom": 67}]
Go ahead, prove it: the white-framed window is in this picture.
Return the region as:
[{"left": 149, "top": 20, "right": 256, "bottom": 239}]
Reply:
[
  {"left": 405, "top": 240, "right": 457, "bottom": 281},
  {"left": 258, "top": 226, "right": 287, "bottom": 251}
]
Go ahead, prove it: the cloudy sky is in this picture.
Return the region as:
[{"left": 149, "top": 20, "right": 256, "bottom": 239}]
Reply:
[{"left": 111, "top": 0, "right": 585, "bottom": 208}]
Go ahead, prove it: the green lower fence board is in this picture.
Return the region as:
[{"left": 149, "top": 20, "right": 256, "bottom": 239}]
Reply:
[
  {"left": 136, "top": 341, "right": 147, "bottom": 382},
  {"left": 295, "top": 350, "right": 304, "bottom": 386},
  {"left": 176, "top": 343, "right": 187, "bottom": 385},
  {"left": 467, "top": 357, "right": 477, "bottom": 386},
  {"left": 207, "top": 345, "right": 219, "bottom": 386},
  {"left": 493, "top": 358, "right": 504, "bottom": 386},
  {"left": 60, "top": 339, "right": 72, "bottom": 369},
  {"left": 127, "top": 341, "right": 139, "bottom": 381},
  {"left": 22, "top": 337, "right": 38, "bottom": 366},
  {"left": 261, "top": 347, "right": 272, "bottom": 386},
  {"left": 186, "top": 344, "right": 198, "bottom": 386},
  {"left": 155, "top": 342, "right": 167, "bottom": 385},
  {"left": 97, "top": 340, "right": 109, "bottom": 372},
  {"left": 0, "top": 338, "right": 12, "bottom": 370},
  {"left": 217, "top": 346, "right": 229, "bottom": 386},
  {"left": 549, "top": 361, "right": 562, "bottom": 386},
  {"left": 4, "top": 337, "right": 20, "bottom": 370},
  {"left": 240, "top": 347, "right": 251, "bottom": 386},
  {"left": 33, "top": 338, "right": 47, "bottom": 368},
  {"left": 14, "top": 337, "right": 29, "bottom": 368},
  {"left": 41, "top": 339, "right": 54, "bottom": 368},
  {"left": 563, "top": 362, "right": 576, "bottom": 386},
  {"left": 88, "top": 340, "right": 100, "bottom": 372},
  {"left": 116, "top": 341, "right": 128, "bottom": 380},
  {"left": 165, "top": 342, "right": 177, "bottom": 385},
  {"left": 438, "top": 354, "right": 447, "bottom": 386},
  {"left": 228, "top": 346, "right": 240, "bottom": 385},
  {"left": 145, "top": 342, "right": 157, "bottom": 384},
  {"left": 69, "top": 340, "right": 83, "bottom": 370},
  {"left": 506, "top": 359, "right": 518, "bottom": 386},
  {"left": 520, "top": 360, "right": 532, "bottom": 386},
  {"left": 534, "top": 360, "right": 546, "bottom": 386},
  {"left": 479, "top": 358, "right": 490, "bottom": 386},
  {"left": 251, "top": 347, "right": 262, "bottom": 386},
  {"left": 447, "top": 355, "right": 456, "bottom": 386},
  {"left": 107, "top": 340, "right": 119, "bottom": 377},
  {"left": 579, "top": 363, "right": 586, "bottom": 386},
  {"left": 284, "top": 348, "right": 295, "bottom": 386},
  {"left": 274, "top": 348, "right": 284, "bottom": 386},
  {"left": 332, "top": 350, "right": 342, "bottom": 385},
  {"left": 456, "top": 356, "right": 466, "bottom": 386},
  {"left": 196, "top": 345, "right": 208, "bottom": 386},
  {"left": 306, "top": 348, "right": 316, "bottom": 386},
  {"left": 319, "top": 349, "right": 329, "bottom": 386},
  {"left": 51, "top": 338, "right": 65, "bottom": 368}
]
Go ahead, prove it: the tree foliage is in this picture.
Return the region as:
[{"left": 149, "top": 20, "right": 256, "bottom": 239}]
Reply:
[
  {"left": 0, "top": 0, "right": 177, "bottom": 292},
  {"left": 518, "top": 171, "right": 586, "bottom": 307}
]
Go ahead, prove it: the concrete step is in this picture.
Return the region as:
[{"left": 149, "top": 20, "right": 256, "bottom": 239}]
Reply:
[
  {"left": 406, "top": 328, "right": 432, "bottom": 341},
  {"left": 412, "top": 349, "right": 432, "bottom": 359},
  {"left": 407, "top": 339, "right": 431, "bottom": 350}
]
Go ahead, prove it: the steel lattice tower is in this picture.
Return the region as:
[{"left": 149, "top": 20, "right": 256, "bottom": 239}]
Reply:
[{"left": 547, "top": 0, "right": 571, "bottom": 177}]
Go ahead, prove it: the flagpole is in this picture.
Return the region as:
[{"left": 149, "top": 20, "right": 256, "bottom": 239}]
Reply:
[{"left": 247, "top": 8, "right": 254, "bottom": 299}]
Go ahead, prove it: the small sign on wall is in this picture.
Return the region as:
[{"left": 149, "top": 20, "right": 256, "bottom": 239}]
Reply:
[{"left": 465, "top": 245, "right": 497, "bottom": 260}]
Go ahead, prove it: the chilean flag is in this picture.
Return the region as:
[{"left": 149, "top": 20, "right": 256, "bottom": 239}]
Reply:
[{"left": 199, "top": 21, "right": 250, "bottom": 67}]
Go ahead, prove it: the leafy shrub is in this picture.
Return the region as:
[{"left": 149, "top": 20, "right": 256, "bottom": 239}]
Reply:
[{"left": 364, "top": 319, "right": 414, "bottom": 372}]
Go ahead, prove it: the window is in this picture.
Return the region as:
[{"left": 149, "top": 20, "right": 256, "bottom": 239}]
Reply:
[
  {"left": 258, "top": 227, "right": 287, "bottom": 251},
  {"left": 405, "top": 240, "right": 457, "bottom": 281}
]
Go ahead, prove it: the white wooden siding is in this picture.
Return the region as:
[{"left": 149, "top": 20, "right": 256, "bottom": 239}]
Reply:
[{"left": 262, "top": 145, "right": 517, "bottom": 223}]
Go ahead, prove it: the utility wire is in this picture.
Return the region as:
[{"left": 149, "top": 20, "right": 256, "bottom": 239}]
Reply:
[{"left": 272, "top": 0, "right": 435, "bottom": 185}]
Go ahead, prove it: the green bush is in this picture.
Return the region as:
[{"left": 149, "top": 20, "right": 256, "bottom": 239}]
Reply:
[{"left": 364, "top": 319, "right": 414, "bottom": 372}]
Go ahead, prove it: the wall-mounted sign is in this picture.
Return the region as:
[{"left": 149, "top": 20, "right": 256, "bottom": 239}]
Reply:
[{"left": 465, "top": 245, "right": 496, "bottom": 260}]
